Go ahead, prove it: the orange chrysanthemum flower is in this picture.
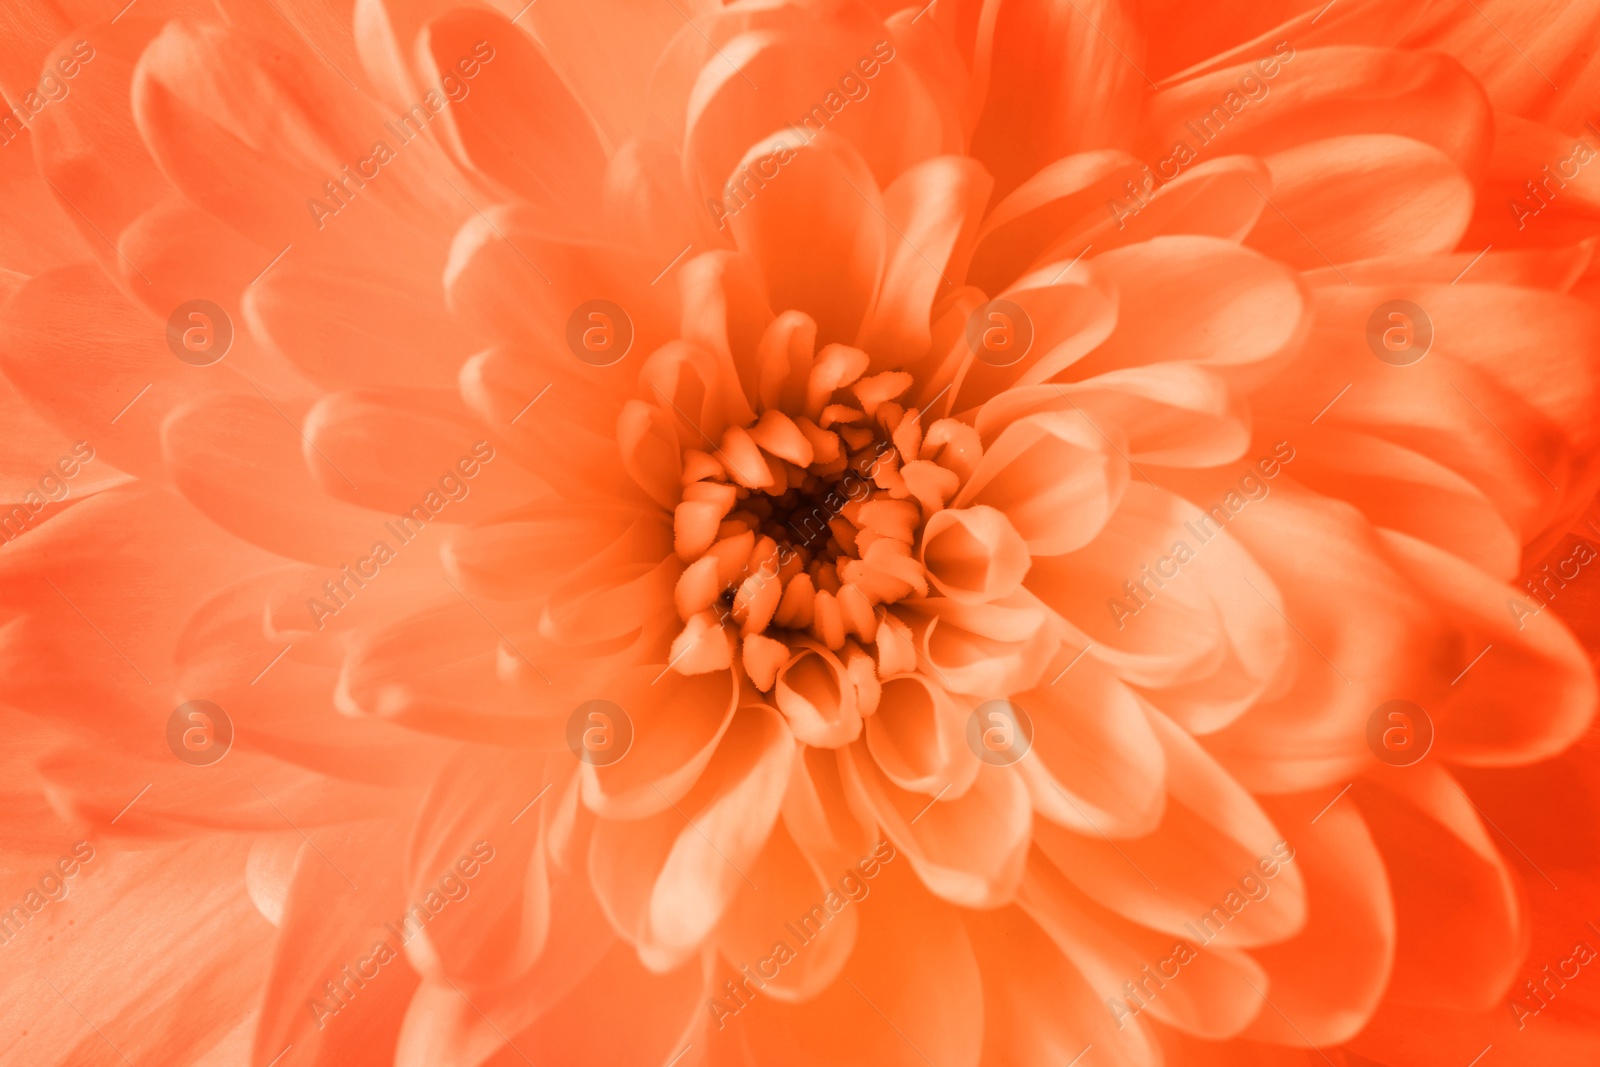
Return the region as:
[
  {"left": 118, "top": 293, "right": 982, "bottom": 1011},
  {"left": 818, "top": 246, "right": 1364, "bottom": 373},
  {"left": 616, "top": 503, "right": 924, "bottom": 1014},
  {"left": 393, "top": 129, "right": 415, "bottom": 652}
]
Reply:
[{"left": 6, "top": 2, "right": 1600, "bottom": 1066}]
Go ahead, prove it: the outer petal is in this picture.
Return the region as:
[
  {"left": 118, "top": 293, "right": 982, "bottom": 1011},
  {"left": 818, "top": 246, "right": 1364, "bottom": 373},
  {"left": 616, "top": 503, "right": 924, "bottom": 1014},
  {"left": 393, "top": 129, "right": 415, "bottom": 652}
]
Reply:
[
  {"left": 1244, "top": 135, "right": 1474, "bottom": 269},
  {"left": 1068, "top": 235, "right": 1308, "bottom": 388},
  {"left": 1405, "top": 0, "right": 1600, "bottom": 130},
  {"left": 1379, "top": 529, "right": 1596, "bottom": 767},
  {"left": 967, "top": 903, "right": 1159, "bottom": 1067},
  {"left": 1028, "top": 481, "right": 1292, "bottom": 735},
  {"left": 1018, "top": 848, "right": 1269, "bottom": 1041},
  {"left": 0, "top": 265, "right": 233, "bottom": 486},
  {"left": 589, "top": 704, "right": 793, "bottom": 970},
  {"left": 726, "top": 131, "right": 886, "bottom": 347},
  {"left": 842, "top": 739, "right": 1030, "bottom": 909},
  {"left": 581, "top": 665, "right": 738, "bottom": 819},
  {"left": 419, "top": 8, "right": 608, "bottom": 232},
  {"left": 1244, "top": 791, "right": 1395, "bottom": 1046},
  {"left": 1035, "top": 708, "right": 1306, "bottom": 948},
  {"left": 967, "top": 0, "right": 1144, "bottom": 198},
  {"left": 1354, "top": 763, "right": 1525, "bottom": 1010},
  {"left": 0, "top": 837, "right": 273, "bottom": 1067},
  {"left": 251, "top": 822, "right": 420, "bottom": 1067},
  {"left": 1141, "top": 46, "right": 1493, "bottom": 181},
  {"left": 857, "top": 155, "right": 992, "bottom": 368},
  {"left": 1012, "top": 653, "right": 1168, "bottom": 839},
  {"left": 715, "top": 816, "right": 859, "bottom": 1003},
  {"left": 681, "top": 8, "right": 947, "bottom": 197},
  {"left": 708, "top": 855, "right": 984, "bottom": 1067}
]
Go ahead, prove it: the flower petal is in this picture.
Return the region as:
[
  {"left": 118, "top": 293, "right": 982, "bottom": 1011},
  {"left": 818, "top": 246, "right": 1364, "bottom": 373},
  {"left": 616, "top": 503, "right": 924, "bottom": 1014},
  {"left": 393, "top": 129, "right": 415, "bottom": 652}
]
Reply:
[
  {"left": 1353, "top": 763, "right": 1524, "bottom": 1010},
  {"left": 1141, "top": 46, "right": 1493, "bottom": 180},
  {"left": 726, "top": 131, "right": 887, "bottom": 346},
  {"left": 709, "top": 854, "right": 984, "bottom": 1067},
  {"left": 1244, "top": 134, "right": 1474, "bottom": 268},
  {"left": 1242, "top": 791, "right": 1395, "bottom": 1046},
  {"left": 920, "top": 504, "right": 1031, "bottom": 604},
  {"left": 581, "top": 665, "right": 738, "bottom": 818},
  {"left": 843, "top": 741, "right": 1030, "bottom": 909},
  {"left": 163, "top": 392, "right": 386, "bottom": 566},
  {"left": 589, "top": 703, "right": 793, "bottom": 970},
  {"left": 1035, "top": 708, "right": 1306, "bottom": 948},
  {"left": 857, "top": 155, "right": 992, "bottom": 368},
  {"left": 1069, "top": 235, "right": 1308, "bottom": 386},
  {"left": 418, "top": 8, "right": 608, "bottom": 232},
  {"left": 1013, "top": 653, "right": 1168, "bottom": 839},
  {"left": 1027, "top": 481, "right": 1292, "bottom": 734},
  {"left": 977, "top": 363, "right": 1251, "bottom": 469},
  {"left": 967, "top": 903, "right": 1160, "bottom": 1067},
  {"left": 0, "top": 265, "right": 230, "bottom": 485},
  {"left": 956, "top": 409, "right": 1129, "bottom": 555},
  {"left": 251, "top": 821, "right": 421, "bottom": 1067},
  {"left": 1018, "top": 848, "right": 1269, "bottom": 1041},
  {"left": 966, "top": 149, "right": 1145, "bottom": 295},
  {"left": 1379, "top": 529, "right": 1596, "bottom": 767},
  {"left": 715, "top": 816, "right": 859, "bottom": 1003},
  {"left": 967, "top": 0, "right": 1143, "bottom": 198}
]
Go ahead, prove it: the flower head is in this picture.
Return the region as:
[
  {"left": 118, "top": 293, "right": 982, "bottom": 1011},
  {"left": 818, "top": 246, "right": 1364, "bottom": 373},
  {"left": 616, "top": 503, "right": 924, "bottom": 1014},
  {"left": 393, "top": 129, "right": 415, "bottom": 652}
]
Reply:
[{"left": 6, "top": 1, "right": 1600, "bottom": 1065}]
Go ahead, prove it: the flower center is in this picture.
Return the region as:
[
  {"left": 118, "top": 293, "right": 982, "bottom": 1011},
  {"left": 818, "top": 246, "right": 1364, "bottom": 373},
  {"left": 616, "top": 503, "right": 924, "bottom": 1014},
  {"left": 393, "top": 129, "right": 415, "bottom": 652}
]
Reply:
[
  {"left": 664, "top": 342, "right": 976, "bottom": 690},
  {"left": 738, "top": 438, "right": 895, "bottom": 561}
]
